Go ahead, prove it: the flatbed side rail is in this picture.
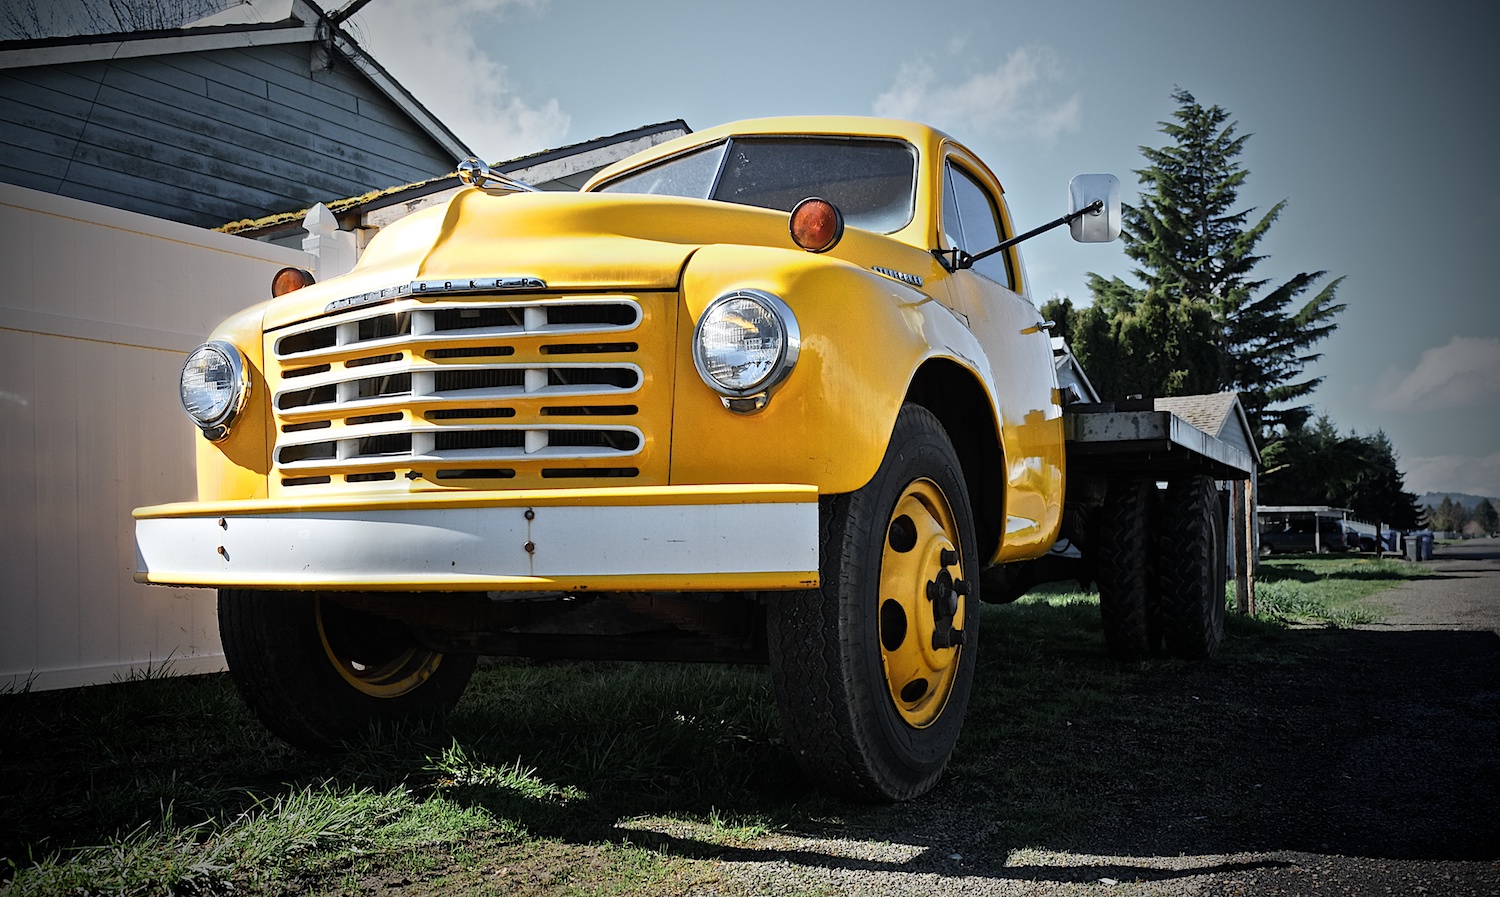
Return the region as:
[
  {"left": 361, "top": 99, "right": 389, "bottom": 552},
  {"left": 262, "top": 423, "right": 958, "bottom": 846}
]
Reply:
[{"left": 1063, "top": 408, "right": 1255, "bottom": 481}]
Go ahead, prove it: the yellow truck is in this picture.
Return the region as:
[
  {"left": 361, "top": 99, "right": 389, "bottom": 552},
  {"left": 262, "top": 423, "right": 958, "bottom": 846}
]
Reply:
[{"left": 136, "top": 116, "right": 1252, "bottom": 801}]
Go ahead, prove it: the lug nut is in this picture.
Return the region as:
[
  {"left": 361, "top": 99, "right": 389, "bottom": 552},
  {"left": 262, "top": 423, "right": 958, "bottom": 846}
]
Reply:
[{"left": 932, "top": 628, "right": 965, "bottom": 650}]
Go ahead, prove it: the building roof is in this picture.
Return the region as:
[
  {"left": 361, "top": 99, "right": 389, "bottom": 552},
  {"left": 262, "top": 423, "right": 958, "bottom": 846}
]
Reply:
[
  {"left": 0, "top": 0, "right": 472, "bottom": 162},
  {"left": 218, "top": 119, "right": 692, "bottom": 238},
  {"left": 1155, "top": 392, "right": 1259, "bottom": 462}
]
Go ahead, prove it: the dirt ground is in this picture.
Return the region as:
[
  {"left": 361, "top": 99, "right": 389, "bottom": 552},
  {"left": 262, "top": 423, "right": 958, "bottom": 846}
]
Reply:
[{"left": 708, "top": 540, "right": 1500, "bottom": 896}]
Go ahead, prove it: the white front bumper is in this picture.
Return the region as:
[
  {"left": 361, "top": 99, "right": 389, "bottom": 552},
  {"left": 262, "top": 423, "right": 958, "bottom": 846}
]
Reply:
[{"left": 135, "top": 485, "right": 820, "bottom": 592}]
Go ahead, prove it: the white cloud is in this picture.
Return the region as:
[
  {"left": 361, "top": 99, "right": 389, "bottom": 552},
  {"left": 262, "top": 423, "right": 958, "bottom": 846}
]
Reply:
[
  {"left": 1376, "top": 335, "right": 1500, "bottom": 411},
  {"left": 347, "top": 0, "right": 570, "bottom": 162},
  {"left": 1402, "top": 452, "right": 1500, "bottom": 501},
  {"left": 872, "top": 46, "right": 1081, "bottom": 142}
]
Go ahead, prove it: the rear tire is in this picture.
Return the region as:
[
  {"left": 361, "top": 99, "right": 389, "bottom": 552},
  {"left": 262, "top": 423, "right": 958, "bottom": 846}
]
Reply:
[
  {"left": 218, "top": 590, "right": 476, "bottom": 750},
  {"left": 1094, "top": 477, "right": 1159, "bottom": 662},
  {"left": 767, "top": 404, "right": 979, "bottom": 802},
  {"left": 1157, "top": 476, "right": 1226, "bottom": 659}
]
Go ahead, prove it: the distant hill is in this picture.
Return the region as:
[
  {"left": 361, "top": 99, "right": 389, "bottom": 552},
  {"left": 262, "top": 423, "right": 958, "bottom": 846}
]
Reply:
[{"left": 1419, "top": 492, "right": 1498, "bottom": 509}]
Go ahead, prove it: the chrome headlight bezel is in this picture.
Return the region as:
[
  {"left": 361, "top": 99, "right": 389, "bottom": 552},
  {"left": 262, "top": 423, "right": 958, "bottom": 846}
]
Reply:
[
  {"left": 179, "top": 340, "right": 250, "bottom": 441},
  {"left": 692, "top": 289, "right": 801, "bottom": 411}
]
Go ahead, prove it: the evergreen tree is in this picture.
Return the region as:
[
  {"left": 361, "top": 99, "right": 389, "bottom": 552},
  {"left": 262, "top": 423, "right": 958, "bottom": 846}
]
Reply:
[
  {"left": 1259, "top": 417, "right": 1361, "bottom": 506},
  {"left": 1432, "top": 497, "right": 1471, "bottom": 533},
  {"left": 1472, "top": 498, "right": 1498, "bottom": 535},
  {"left": 1066, "top": 89, "right": 1345, "bottom": 439},
  {"left": 1260, "top": 418, "right": 1420, "bottom": 530},
  {"left": 1338, "top": 431, "right": 1421, "bottom": 531},
  {"left": 1433, "top": 497, "right": 1458, "bottom": 532}
]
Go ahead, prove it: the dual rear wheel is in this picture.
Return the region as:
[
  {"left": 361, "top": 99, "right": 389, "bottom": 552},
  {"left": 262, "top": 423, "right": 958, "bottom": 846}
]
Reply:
[{"left": 1094, "top": 474, "right": 1227, "bottom": 661}]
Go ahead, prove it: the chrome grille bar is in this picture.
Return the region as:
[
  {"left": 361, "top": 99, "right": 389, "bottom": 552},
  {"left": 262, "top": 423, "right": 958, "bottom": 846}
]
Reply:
[{"left": 269, "top": 294, "right": 655, "bottom": 490}]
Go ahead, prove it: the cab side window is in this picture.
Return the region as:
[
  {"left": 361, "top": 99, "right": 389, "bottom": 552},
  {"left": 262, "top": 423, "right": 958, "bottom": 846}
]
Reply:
[{"left": 943, "top": 162, "right": 1015, "bottom": 290}]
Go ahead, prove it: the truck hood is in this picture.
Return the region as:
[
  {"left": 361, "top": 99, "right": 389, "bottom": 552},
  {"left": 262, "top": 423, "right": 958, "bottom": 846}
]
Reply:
[{"left": 262, "top": 190, "right": 807, "bottom": 331}]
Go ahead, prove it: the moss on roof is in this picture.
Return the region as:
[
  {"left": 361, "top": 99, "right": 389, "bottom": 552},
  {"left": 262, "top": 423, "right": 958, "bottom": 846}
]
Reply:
[{"left": 216, "top": 171, "right": 459, "bottom": 234}]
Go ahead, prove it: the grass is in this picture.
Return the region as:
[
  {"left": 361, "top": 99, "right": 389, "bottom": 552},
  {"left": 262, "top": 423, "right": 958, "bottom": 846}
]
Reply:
[
  {"left": 0, "top": 555, "right": 1431, "bottom": 895},
  {"left": 1252, "top": 553, "right": 1431, "bottom": 626}
]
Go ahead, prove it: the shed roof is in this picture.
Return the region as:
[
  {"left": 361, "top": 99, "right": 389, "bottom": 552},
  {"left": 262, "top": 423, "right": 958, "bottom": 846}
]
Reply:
[{"left": 1155, "top": 393, "right": 1259, "bottom": 463}]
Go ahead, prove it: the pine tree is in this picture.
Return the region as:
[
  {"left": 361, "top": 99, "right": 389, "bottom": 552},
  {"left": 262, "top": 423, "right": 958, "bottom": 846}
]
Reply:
[
  {"left": 1434, "top": 496, "right": 1458, "bottom": 532},
  {"left": 1066, "top": 89, "right": 1345, "bottom": 439},
  {"left": 1473, "top": 498, "right": 1499, "bottom": 536},
  {"left": 1259, "top": 416, "right": 1361, "bottom": 506},
  {"left": 1339, "top": 431, "right": 1421, "bottom": 531},
  {"left": 1259, "top": 419, "right": 1420, "bottom": 530}
]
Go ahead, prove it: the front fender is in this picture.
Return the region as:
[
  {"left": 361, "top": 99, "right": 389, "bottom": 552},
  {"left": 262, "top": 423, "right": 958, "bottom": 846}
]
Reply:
[
  {"left": 196, "top": 302, "right": 272, "bottom": 501},
  {"left": 669, "top": 244, "right": 984, "bottom": 495}
]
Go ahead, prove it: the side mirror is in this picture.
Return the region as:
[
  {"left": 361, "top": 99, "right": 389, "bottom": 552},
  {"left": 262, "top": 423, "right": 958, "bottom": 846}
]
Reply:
[{"left": 1068, "top": 174, "right": 1121, "bottom": 243}]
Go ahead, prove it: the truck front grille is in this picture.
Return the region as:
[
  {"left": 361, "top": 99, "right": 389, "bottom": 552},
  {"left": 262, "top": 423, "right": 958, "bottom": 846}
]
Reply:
[{"left": 265, "top": 292, "right": 676, "bottom": 494}]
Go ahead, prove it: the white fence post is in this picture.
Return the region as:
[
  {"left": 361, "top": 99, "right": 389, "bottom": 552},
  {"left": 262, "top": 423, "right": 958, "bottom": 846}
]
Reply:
[{"left": 301, "top": 203, "right": 358, "bottom": 281}]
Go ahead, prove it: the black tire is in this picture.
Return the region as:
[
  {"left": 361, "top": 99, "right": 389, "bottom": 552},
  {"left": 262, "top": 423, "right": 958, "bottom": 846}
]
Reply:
[
  {"left": 1157, "top": 476, "right": 1227, "bottom": 659},
  {"left": 218, "top": 590, "right": 476, "bottom": 750},
  {"left": 1094, "top": 477, "right": 1159, "bottom": 662},
  {"left": 767, "top": 404, "right": 979, "bottom": 802}
]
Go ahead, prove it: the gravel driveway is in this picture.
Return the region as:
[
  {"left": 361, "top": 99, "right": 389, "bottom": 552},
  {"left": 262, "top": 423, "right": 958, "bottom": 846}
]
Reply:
[{"left": 688, "top": 540, "right": 1500, "bottom": 896}]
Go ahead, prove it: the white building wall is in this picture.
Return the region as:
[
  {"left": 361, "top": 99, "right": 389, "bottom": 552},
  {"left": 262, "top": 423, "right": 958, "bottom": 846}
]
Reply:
[{"left": 0, "top": 183, "right": 313, "bottom": 691}]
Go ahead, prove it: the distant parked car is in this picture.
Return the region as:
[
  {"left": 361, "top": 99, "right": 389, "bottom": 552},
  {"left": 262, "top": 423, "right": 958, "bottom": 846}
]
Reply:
[{"left": 1260, "top": 517, "right": 1347, "bottom": 554}]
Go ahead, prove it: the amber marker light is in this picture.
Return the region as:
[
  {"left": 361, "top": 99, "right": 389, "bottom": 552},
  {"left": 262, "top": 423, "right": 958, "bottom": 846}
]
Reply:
[
  {"left": 271, "top": 266, "right": 316, "bottom": 297},
  {"left": 789, "top": 197, "right": 844, "bottom": 253}
]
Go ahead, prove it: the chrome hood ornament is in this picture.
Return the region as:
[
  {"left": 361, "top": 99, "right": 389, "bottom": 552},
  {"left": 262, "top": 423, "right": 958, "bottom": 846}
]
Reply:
[{"left": 457, "top": 158, "right": 539, "bottom": 195}]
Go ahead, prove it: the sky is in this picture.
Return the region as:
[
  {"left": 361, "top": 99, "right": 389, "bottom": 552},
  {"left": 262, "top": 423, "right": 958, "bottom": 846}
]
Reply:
[
  {"left": 337, "top": 0, "right": 1500, "bottom": 502},
  {"left": 21, "top": 0, "right": 1499, "bottom": 501}
]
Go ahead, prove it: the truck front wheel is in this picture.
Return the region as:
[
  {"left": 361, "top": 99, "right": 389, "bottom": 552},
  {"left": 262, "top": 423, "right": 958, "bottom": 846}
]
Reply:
[
  {"left": 767, "top": 404, "right": 979, "bottom": 801},
  {"left": 218, "top": 590, "right": 476, "bottom": 750}
]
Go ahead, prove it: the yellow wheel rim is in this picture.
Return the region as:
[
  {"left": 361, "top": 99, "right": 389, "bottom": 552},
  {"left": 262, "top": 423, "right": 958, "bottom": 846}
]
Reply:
[
  {"left": 877, "top": 478, "right": 967, "bottom": 729},
  {"left": 315, "top": 598, "right": 443, "bottom": 698}
]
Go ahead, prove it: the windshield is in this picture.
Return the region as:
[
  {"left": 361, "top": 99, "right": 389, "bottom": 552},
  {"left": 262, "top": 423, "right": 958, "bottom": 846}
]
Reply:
[{"left": 595, "top": 136, "right": 917, "bottom": 234}]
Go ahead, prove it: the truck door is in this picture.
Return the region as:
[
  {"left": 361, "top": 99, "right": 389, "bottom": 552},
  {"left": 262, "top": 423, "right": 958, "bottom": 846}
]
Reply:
[{"left": 940, "top": 157, "right": 1064, "bottom": 561}]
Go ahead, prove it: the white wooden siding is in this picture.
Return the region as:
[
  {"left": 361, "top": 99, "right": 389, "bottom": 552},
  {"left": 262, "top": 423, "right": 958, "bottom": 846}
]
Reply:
[{"left": 0, "top": 182, "right": 312, "bottom": 691}]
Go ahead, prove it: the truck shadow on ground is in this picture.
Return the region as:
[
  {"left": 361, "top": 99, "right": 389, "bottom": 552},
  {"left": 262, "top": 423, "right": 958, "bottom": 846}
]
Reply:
[
  {"left": 578, "top": 602, "right": 1500, "bottom": 890},
  {"left": 2, "top": 599, "right": 1497, "bottom": 891},
  {"left": 437, "top": 599, "right": 1500, "bottom": 883},
  {"left": 630, "top": 604, "right": 1498, "bottom": 875}
]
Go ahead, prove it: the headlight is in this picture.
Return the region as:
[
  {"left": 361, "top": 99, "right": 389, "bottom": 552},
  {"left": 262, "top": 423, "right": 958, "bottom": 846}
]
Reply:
[
  {"left": 180, "top": 340, "right": 250, "bottom": 440},
  {"left": 692, "top": 289, "right": 800, "bottom": 411}
]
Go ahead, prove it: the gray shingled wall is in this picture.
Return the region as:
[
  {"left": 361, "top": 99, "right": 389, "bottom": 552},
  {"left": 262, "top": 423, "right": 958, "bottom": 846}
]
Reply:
[{"left": 0, "top": 42, "right": 458, "bottom": 227}]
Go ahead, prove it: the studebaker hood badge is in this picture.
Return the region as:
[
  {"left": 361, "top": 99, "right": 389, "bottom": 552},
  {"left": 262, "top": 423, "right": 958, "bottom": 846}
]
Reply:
[{"left": 322, "top": 277, "right": 548, "bottom": 314}]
